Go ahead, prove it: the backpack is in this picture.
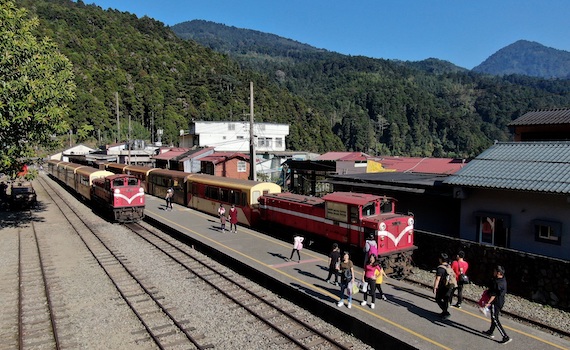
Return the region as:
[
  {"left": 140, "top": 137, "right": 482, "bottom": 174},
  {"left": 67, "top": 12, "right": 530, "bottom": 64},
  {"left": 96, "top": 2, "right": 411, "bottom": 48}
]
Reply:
[
  {"left": 439, "top": 264, "right": 457, "bottom": 289},
  {"left": 368, "top": 243, "right": 378, "bottom": 257}
]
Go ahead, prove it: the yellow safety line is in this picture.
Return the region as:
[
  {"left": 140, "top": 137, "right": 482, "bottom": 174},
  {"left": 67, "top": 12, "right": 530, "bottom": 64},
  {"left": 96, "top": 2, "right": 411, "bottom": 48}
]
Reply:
[
  {"left": 147, "top": 203, "right": 450, "bottom": 350},
  {"left": 148, "top": 200, "right": 567, "bottom": 350}
]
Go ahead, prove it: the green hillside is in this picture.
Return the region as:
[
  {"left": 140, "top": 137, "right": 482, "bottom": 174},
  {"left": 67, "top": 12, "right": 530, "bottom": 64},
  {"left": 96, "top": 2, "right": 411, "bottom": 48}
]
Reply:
[
  {"left": 173, "top": 20, "right": 570, "bottom": 157},
  {"left": 15, "top": 0, "right": 343, "bottom": 152},
  {"left": 13, "top": 2, "right": 570, "bottom": 158}
]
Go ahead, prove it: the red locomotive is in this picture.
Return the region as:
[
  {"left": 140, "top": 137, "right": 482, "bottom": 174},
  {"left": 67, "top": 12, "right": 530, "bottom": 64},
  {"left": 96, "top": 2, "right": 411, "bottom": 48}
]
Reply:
[
  {"left": 91, "top": 174, "right": 145, "bottom": 222},
  {"left": 259, "top": 191, "right": 415, "bottom": 275}
]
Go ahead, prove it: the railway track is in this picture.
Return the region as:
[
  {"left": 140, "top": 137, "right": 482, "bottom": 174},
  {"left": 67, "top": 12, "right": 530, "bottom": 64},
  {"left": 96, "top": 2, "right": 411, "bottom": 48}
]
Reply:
[
  {"left": 18, "top": 218, "right": 60, "bottom": 349},
  {"left": 125, "top": 221, "right": 354, "bottom": 350},
  {"left": 37, "top": 176, "right": 215, "bottom": 349}
]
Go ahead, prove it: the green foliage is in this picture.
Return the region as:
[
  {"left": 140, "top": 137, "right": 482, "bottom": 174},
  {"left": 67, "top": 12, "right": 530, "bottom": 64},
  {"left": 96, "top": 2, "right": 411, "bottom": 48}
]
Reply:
[
  {"left": 0, "top": 0, "right": 75, "bottom": 177},
  {"left": 174, "top": 21, "right": 570, "bottom": 158}
]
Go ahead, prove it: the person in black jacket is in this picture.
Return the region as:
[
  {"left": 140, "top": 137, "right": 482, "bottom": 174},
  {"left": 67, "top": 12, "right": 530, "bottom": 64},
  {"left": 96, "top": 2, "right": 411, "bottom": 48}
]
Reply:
[{"left": 482, "top": 265, "right": 512, "bottom": 344}]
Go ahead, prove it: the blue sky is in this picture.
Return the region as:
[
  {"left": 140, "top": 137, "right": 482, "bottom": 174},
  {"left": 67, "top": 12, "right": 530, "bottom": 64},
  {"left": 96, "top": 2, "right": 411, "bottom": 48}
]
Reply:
[{"left": 83, "top": 0, "right": 570, "bottom": 69}]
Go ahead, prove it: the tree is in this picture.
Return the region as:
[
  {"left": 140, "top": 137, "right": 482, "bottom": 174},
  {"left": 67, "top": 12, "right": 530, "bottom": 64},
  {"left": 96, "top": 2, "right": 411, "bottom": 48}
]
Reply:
[{"left": 0, "top": 0, "right": 75, "bottom": 177}]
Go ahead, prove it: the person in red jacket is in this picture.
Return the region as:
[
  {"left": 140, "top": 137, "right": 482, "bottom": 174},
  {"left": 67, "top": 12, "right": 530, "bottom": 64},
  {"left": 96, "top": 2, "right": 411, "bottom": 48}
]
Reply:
[
  {"left": 228, "top": 204, "right": 238, "bottom": 233},
  {"left": 451, "top": 251, "right": 469, "bottom": 308}
]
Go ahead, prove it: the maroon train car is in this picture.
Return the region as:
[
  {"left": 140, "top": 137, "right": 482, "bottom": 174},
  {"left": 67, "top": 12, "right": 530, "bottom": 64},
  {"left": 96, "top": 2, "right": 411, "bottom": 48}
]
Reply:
[
  {"left": 259, "top": 191, "right": 415, "bottom": 275},
  {"left": 91, "top": 174, "right": 145, "bottom": 223}
]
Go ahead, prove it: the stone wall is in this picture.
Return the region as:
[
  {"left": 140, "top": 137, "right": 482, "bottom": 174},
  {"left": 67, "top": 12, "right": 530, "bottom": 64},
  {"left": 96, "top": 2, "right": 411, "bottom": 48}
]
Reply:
[{"left": 413, "top": 230, "right": 569, "bottom": 310}]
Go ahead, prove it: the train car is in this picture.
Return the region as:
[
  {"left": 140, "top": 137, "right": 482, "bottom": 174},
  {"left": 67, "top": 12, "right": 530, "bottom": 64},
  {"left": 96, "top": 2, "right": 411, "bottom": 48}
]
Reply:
[
  {"left": 123, "top": 165, "right": 155, "bottom": 192},
  {"left": 54, "top": 161, "right": 72, "bottom": 183},
  {"left": 147, "top": 169, "right": 190, "bottom": 207},
  {"left": 46, "top": 159, "right": 64, "bottom": 175},
  {"left": 259, "top": 192, "right": 415, "bottom": 276},
  {"left": 91, "top": 174, "right": 145, "bottom": 222},
  {"left": 105, "top": 163, "right": 129, "bottom": 174},
  {"left": 64, "top": 163, "right": 86, "bottom": 190},
  {"left": 187, "top": 174, "right": 282, "bottom": 226},
  {"left": 74, "top": 167, "right": 114, "bottom": 200}
]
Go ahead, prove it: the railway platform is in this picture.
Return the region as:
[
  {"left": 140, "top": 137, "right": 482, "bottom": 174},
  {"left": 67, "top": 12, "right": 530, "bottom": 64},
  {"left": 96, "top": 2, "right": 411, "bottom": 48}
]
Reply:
[{"left": 143, "top": 195, "right": 569, "bottom": 350}]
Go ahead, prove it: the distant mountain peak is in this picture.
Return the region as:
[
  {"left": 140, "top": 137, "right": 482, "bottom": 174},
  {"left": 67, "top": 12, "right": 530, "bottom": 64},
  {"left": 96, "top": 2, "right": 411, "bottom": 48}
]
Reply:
[{"left": 472, "top": 40, "right": 570, "bottom": 79}]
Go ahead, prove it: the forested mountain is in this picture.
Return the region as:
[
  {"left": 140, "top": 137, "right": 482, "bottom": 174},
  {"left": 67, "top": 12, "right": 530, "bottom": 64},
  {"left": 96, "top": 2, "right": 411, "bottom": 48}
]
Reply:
[
  {"left": 13, "top": 2, "right": 570, "bottom": 158},
  {"left": 15, "top": 0, "right": 343, "bottom": 152},
  {"left": 473, "top": 40, "right": 570, "bottom": 79},
  {"left": 173, "top": 21, "right": 570, "bottom": 157}
]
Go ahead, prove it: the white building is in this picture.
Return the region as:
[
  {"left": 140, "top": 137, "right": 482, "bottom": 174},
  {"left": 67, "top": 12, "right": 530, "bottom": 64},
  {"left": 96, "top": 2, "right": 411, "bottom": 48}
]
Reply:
[{"left": 181, "top": 121, "right": 289, "bottom": 152}]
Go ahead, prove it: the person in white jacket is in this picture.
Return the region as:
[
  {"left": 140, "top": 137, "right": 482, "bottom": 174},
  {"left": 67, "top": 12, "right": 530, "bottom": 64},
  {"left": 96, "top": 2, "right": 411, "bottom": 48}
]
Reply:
[{"left": 288, "top": 235, "right": 304, "bottom": 262}]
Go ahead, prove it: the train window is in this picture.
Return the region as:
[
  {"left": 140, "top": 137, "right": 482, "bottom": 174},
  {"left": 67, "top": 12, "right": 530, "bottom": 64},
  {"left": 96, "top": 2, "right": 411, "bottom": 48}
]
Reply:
[
  {"left": 127, "top": 178, "right": 138, "bottom": 186},
  {"left": 113, "top": 179, "right": 124, "bottom": 187},
  {"left": 80, "top": 175, "right": 89, "bottom": 186},
  {"left": 206, "top": 186, "right": 219, "bottom": 200},
  {"left": 221, "top": 189, "right": 230, "bottom": 202},
  {"left": 362, "top": 202, "right": 376, "bottom": 216},
  {"left": 252, "top": 190, "right": 261, "bottom": 204}
]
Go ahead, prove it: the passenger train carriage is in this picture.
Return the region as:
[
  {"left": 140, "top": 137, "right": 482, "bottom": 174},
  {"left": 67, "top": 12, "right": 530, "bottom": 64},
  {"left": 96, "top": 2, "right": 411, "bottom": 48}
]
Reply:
[{"left": 186, "top": 174, "right": 282, "bottom": 226}]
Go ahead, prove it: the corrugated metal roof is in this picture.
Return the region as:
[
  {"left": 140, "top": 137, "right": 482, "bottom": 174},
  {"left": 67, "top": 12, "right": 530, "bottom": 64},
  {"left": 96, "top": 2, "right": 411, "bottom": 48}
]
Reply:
[
  {"left": 375, "top": 156, "right": 466, "bottom": 174},
  {"left": 444, "top": 141, "right": 570, "bottom": 194},
  {"left": 316, "top": 152, "right": 370, "bottom": 161},
  {"left": 508, "top": 108, "right": 570, "bottom": 126}
]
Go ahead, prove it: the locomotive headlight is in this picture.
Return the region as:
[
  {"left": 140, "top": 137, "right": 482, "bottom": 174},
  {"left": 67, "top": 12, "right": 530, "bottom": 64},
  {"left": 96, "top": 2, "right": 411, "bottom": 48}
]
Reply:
[
  {"left": 114, "top": 189, "right": 120, "bottom": 194},
  {"left": 408, "top": 218, "right": 414, "bottom": 227},
  {"left": 139, "top": 188, "right": 144, "bottom": 193},
  {"left": 379, "top": 222, "right": 386, "bottom": 231}
]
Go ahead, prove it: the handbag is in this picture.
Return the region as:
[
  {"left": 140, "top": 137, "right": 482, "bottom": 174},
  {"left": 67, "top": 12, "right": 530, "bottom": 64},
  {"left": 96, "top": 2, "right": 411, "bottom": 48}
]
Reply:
[
  {"left": 360, "top": 281, "right": 369, "bottom": 293},
  {"left": 458, "top": 273, "right": 469, "bottom": 285},
  {"left": 374, "top": 268, "right": 383, "bottom": 284}
]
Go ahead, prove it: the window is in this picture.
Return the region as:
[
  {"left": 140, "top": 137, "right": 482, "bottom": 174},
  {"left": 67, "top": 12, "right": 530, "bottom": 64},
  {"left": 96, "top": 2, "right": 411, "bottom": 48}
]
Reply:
[
  {"left": 275, "top": 138, "right": 283, "bottom": 148},
  {"left": 362, "top": 202, "right": 376, "bottom": 216},
  {"left": 258, "top": 137, "right": 267, "bottom": 147},
  {"left": 533, "top": 219, "right": 562, "bottom": 245},
  {"left": 228, "top": 124, "right": 236, "bottom": 131},
  {"left": 474, "top": 212, "right": 511, "bottom": 248},
  {"left": 237, "top": 161, "right": 247, "bottom": 173}
]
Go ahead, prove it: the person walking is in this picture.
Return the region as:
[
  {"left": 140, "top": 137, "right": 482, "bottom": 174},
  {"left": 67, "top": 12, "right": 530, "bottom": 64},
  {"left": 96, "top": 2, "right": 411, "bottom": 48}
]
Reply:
[
  {"left": 228, "top": 204, "right": 238, "bottom": 233},
  {"left": 165, "top": 187, "right": 173, "bottom": 211},
  {"left": 337, "top": 252, "right": 355, "bottom": 308},
  {"left": 288, "top": 235, "right": 304, "bottom": 262},
  {"left": 325, "top": 243, "right": 341, "bottom": 285},
  {"left": 360, "top": 254, "right": 385, "bottom": 309},
  {"left": 217, "top": 203, "right": 226, "bottom": 232},
  {"left": 372, "top": 257, "right": 389, "bottom": 302},
  {"left": 451, "top": 251, "right": 469, "bottom": 308},
  {"left": 363, "top": 233, "right": 378, "bottom": 267},
  {"left": 482, "top": 266, "right": 512, "bottom": 344},
  {"left": 433, "top": 253, "right": 452, "bottom": 319}
]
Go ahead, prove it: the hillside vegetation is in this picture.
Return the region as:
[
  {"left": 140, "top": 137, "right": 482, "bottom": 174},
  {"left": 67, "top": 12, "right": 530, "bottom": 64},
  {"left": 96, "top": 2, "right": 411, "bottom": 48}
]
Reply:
[
  {"left": 16, "top": 0, "right": 343, "bottom": 152},
  {"left": 473, "top": 40, "right": 570, "bottom": 79},
  {"left": 174, "top": 20, "right": 570, "bottom": 158},
  {"left": 14, "top": 2, "right": 570, "bottom": 158}
]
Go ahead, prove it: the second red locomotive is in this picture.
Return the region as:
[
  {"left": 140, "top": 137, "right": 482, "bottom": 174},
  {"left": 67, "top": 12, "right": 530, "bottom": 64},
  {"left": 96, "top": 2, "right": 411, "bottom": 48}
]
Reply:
[
  {"left": 259, "top": 191, "right": 415, "bottom": 275},
  {"left": 92, "top": 174, "right": 145, "bottom": 222}
]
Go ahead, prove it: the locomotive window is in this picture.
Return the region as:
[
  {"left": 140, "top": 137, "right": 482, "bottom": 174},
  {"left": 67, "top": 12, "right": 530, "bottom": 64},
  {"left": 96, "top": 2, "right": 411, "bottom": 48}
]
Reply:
[
  {"left": 350, "top": 206, "right": 359, "bottom": 223},
  {"left": 113, "top": 179, "right": 124, "bottom": 187},
  {"left": 380, "top": 200, "right": 393, "bottom": 214},
  {"left": 362, "top": 202, "right": 376, "bottom": 216},
  {"left": 127, "top": 178, "right": 138, "bottom": 186},
  {"left": 229, "top": 190, "right": 241, "bottom": 205}
]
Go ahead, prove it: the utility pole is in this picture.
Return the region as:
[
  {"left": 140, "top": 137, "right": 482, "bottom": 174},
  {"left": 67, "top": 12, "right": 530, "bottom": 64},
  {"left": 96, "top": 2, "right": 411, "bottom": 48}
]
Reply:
[
  {"left": 249, "top": 81, "right": 256, "bottom": 181},
  {"left": 115, "top": 92, "right": 120, "bottom": 143},
  {"left": 128, "top": 114, "right": 131, "bottom": 165}
]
